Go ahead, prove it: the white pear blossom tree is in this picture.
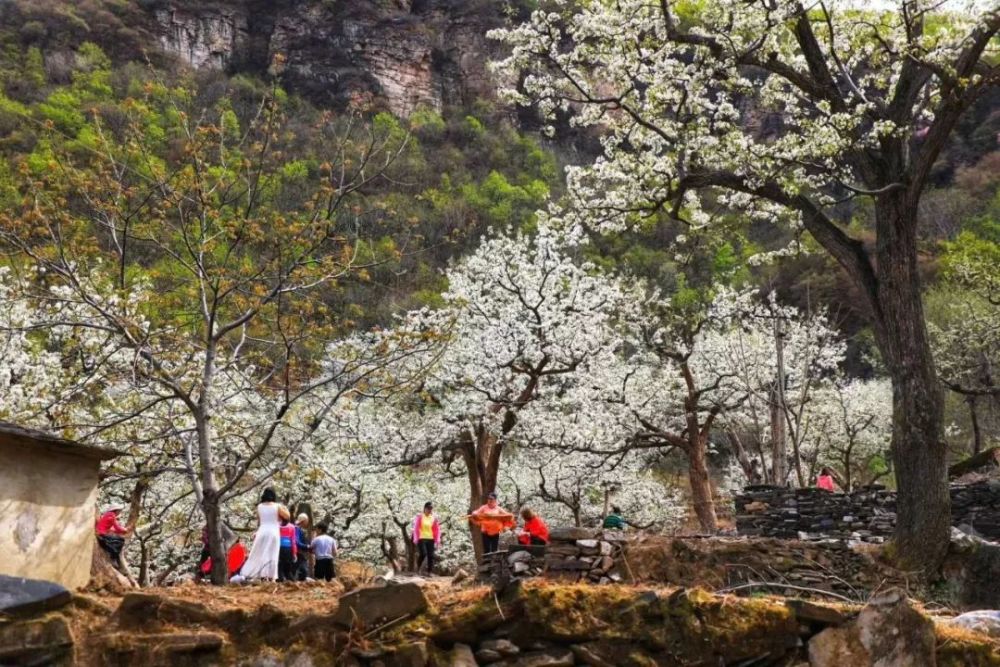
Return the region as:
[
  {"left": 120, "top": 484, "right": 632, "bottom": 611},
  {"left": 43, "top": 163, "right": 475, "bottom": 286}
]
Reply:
[
  {"left": 492, "top": 0, "right": 1000, "bottom": 569},
  {"left": 802, "top": 378, "right": 893, "bottom": 491},
  {"left": 352, "top": 230, "right": 638, "bottom": 558},
  {"left": 718, "top": 296, "right": 846, "bottom": 487},
  {"left": 0, "top": 96, "right": 424, "bottom": 582}
]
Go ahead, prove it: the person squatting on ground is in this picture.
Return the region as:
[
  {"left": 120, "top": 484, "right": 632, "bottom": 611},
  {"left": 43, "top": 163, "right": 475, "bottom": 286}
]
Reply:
[
  {"left": 413, "top": 501, "right": 442, "bottom": 574},
  {"left": 469, "top": 492, "right": 515, "bottom": 556},
  {"left": 517, "top": 507, "right": 549, "bottom": 546},
  {"left": 311, "top": 523, "right": 337, "bottom": 581}
]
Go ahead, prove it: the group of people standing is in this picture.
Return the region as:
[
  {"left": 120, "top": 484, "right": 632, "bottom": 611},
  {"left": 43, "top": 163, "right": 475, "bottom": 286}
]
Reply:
[
  {"left": 98, "top": 488, "right": 628, "bottom": 584},
  {"left": 232, "top": 489, "right": 624, "bottom": 579},
  {"left": 229, "top": 488, "right": 338, "bottom": 583},
  {"left": 411, "top": 492, "right": 555, "bottom": 573}
]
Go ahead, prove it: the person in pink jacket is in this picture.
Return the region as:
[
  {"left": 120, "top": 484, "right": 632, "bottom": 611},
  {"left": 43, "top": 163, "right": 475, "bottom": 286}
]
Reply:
[
  {"left": 413, "top": 502, "right": 441, "bottom": 575},
  {"left": 816, "top": 467, "right": 837, "bottom": 492}
]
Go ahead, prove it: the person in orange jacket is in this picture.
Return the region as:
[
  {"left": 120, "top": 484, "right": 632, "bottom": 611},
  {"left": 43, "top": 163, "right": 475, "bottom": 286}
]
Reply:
[
  {"left": 469, "top": 492, "right": 515, "bottom": 555},
  {"left": 517, "top": 508, "right": 549, "bottom": 546}
]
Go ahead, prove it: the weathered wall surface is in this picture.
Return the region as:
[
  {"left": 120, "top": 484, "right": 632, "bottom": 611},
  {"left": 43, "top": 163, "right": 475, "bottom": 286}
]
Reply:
[
  {"left": 0, "top": 441, "right": 100, "bottom": 589},
  {"left": 735, "top": 481, "right": 1000, "bottom": 542}
]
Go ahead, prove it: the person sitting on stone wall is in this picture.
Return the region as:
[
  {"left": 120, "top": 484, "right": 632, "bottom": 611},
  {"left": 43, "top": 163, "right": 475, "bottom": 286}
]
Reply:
[
  {"left": 95, "top": 503, "right": 130, "bottom": 569},
  {"left": 602, "top": 506, "right": 627, "bottom": 530},
  {"left": 517, "top": 508, "right": 550, "bottom": 546},
  {"left": 816, "top": 467, "right": 837, "bottom": 492}
]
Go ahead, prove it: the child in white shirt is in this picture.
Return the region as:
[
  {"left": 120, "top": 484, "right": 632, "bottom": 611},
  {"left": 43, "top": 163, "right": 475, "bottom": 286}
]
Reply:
[{"left": 310, "top": 523, "right": 337, "bottom": 581}]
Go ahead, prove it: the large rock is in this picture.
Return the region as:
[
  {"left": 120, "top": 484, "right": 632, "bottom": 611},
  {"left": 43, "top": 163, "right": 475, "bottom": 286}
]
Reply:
[
  {"left": 479, "top": 638, "right": 520, "bottom": 657},
  {"left": 0, "top": 575, "right": 71, "bottom": 617},
  {"left": 448, "top": 643, "right": 477, "bottom": 667},
  {"left": 510, "top": 649, "right": 575, "bottom": 667},
  {"left": 808, "top": 589, "right": 935, "bottom": 667},
  {"left": 784, "top": 599, "right": 850, "bottom": 628},
  {"left": 386, "top": 640, "right": 429, "bottom": 667},
  {"left": 147, "top": 1, "right": 506, "bottom": 117},
  {"left": 333, "top": 582, "right": 428, "bottom": 629},
  {"left": 0, "top": 615, "right": 73, "bottom": 665},
  {"left": 946, "top": 610, "right": 1000, "bottom": 638},
  {"left": 569, "top": 643, "right": 617, "bottom": 667}
]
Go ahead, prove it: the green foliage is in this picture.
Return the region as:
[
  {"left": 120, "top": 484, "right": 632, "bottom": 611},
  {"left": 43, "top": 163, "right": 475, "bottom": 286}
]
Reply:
[{"left": 0, "top": 39, "right": 565, "bottom": 329}]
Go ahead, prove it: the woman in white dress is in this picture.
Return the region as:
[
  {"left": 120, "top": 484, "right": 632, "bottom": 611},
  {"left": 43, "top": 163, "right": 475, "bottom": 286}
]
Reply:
[{"left": 234, "top": 488, "right": 284, "bottom": 581}]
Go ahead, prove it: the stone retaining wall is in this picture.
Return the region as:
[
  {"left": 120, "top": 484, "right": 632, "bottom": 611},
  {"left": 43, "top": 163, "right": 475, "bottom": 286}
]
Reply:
[
  {"left": 735, "top": 480, "right": 1000, "bottom": 542},
  {"left": 485, "top": 527, "right": 628, "bottom": 584}
]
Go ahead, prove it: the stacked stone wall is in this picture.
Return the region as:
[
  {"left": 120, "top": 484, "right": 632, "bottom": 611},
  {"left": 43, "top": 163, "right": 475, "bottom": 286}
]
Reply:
[
  {"left": 489, "top": 527, "right": 628, "bottom": 584},
  {"left": 735, "top": 480, "right": 1000, "bottom": 542}
]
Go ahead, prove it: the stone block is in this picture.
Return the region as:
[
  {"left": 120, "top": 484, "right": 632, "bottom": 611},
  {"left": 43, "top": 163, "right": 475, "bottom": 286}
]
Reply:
[
  {"left": 387, "top": 641, "right": 430, "bottom": 667},
  {"left": 449, "top": 643, "right": 477, "bottom": 667},
  {"left": 333, "top": 582, "right": 428, "bottom": 628},
  {"left": 549, "top": 527, "right": 597, "bottom": 541},
  {"left": 0, "top": 575, "right": 71, "bottom": 618},
  {"left": 0, "top": 615, "right": 73, "bottom": 665},
  {"left": 509, "top": 648, "right": 574, "bottom": 666},
  {"left": 480, "top": 638, "right": 520, "bottom": 656}
]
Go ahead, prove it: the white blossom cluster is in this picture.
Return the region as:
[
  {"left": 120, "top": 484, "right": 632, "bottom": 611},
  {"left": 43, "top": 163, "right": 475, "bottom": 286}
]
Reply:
[
  {"left": 1, "top": 227, "right": 895, "bottom": 573},
  {"left": 490, "top": 1, "right": 997, "bottom": 234}
]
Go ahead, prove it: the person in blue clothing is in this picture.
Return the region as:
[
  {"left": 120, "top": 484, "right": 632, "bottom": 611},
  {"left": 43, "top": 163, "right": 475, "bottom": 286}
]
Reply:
[{"left": 294, "top": 513, "right": 311, "bottom": 581}]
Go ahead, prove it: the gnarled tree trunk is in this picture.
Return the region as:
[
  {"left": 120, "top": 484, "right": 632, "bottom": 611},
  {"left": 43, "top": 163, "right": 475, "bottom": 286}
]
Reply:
[
  {"left": 873, "top": 195, "right": 949, "bottom": 571},
  {"left": 687, "top": 438, "right": 718, "bottom": 533}
]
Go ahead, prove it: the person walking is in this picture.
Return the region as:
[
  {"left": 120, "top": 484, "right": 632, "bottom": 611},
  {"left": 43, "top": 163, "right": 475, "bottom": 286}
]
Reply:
[
  {"left": 517, "top": 508, "right": 549, "bottom": 546},
  {"left": 294, "top": 514, "right": 311, "bottom": 581},
  {"left": 469, "top": 492, "right": 515, "bottom": 556},
  {"left": 235, "top": 488, "right": 282, "bottom": 582},
  {"left": 412, "top": 502, "right": 441, "bottom": 575}
]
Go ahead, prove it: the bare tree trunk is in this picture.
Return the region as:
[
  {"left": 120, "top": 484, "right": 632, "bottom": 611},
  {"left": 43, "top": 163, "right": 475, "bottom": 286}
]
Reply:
[
  {"left": 195, "top": 414, "right": 228, "bottom": 585},
  {"left": 770, "top": 319, "right": 788, "bottom": 485},
  {"left": 969, "top": 395, "right": 982, "bottom": 456},
  {"left": 687, "top": 440, "right": 718, "bottom": 533},
  {"left": 874, "top": 195, "right": 949, "bottom": 572},
  {"left": 727, "top": 429, "right": 757, "bottom": 485}
]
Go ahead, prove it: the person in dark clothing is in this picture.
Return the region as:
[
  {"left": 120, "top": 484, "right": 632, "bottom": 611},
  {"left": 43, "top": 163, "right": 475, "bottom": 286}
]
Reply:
[
  {"left": 294, "top": 514, "right": 311, "bottom": 581},
  {"left": 195, "top": 525, "right": 211, "bottom": 581},
  {"left": 277, "top": 517, "right": 297, "bottom": 582}
]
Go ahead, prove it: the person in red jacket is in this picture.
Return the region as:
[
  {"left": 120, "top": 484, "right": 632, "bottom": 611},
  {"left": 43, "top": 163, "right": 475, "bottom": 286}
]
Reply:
[
  {"left": 517, "top": 508, "right": 549, "bottom": 546},
  {"left": 95, "top": 504, "right": 129, "bottom": 536},
  {"left": 95, "top": 503, "right": 130, "bottom": 569}
]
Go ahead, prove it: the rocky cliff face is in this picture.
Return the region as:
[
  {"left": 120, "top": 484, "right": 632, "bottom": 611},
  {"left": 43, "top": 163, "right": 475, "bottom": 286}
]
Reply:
[{"left": 148, "top": 0, "right": 507, "bottom": 116}]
